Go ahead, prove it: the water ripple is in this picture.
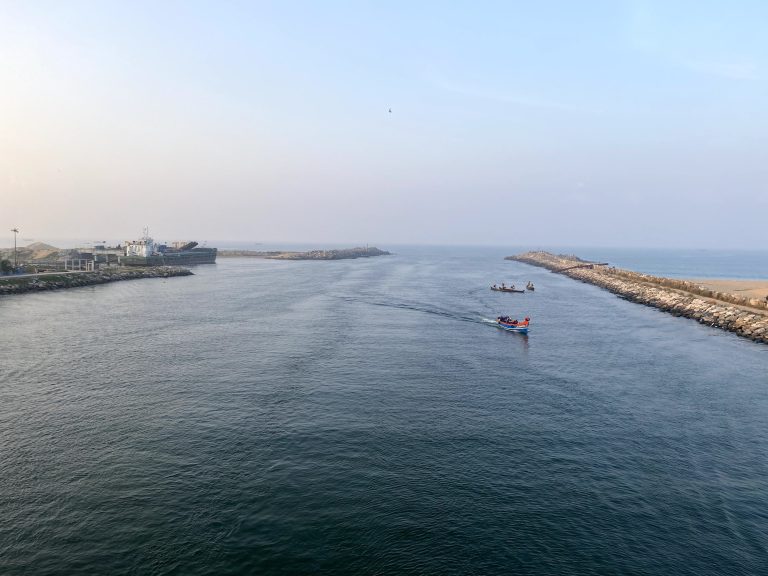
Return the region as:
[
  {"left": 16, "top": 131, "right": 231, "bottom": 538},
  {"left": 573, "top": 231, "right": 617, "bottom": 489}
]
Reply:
[{"left": 1, "top": 248, "right": 768, "bottom": 575}]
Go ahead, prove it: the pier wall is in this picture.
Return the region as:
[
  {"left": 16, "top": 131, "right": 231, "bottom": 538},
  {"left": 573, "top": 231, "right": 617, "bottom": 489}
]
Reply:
[{"left": 507, "top": 252, "right": 768, "bottom": 345}]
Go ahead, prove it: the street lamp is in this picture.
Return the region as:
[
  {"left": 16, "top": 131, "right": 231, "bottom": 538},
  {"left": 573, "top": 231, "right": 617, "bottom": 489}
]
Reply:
[{"left": 11, "top": 228, "right": 18, "bottom": 269}]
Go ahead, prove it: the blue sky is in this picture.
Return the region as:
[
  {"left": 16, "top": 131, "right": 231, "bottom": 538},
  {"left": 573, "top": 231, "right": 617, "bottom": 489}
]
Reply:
[{"left": 1, "top": 1, "right": 766, "bottom": 247}]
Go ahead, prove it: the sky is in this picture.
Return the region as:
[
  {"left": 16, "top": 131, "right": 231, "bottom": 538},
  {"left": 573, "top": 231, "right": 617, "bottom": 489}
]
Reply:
[{"left": 1, "top": 0, "right": 767, "bottom": 249}]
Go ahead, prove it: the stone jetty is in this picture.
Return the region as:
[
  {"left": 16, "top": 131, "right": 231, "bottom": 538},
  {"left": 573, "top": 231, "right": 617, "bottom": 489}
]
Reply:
[
  {"left": 507, "top": 251, "right": 768, "bottom": 345},
  {"left": 219, "top": 247, "right": 390, "bottom": 260},
  {"left": 0, "top": 267, "right": 193, "bottom": 295}
]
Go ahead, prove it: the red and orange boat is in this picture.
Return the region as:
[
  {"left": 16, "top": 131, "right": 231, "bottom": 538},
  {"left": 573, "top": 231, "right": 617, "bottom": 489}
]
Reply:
[{"left": 496, "top": 316, "right": 531, "bottom": 333}]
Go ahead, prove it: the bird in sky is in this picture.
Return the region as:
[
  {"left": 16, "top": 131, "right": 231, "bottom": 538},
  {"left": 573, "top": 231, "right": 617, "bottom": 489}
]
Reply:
[{"left": 388, "top": 108, "right": 392, "bottom": 113}]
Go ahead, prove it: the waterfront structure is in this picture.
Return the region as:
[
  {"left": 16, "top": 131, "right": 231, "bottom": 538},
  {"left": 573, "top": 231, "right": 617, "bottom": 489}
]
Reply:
[{"left": 80, "top": 245, "right": 124, "bottom": 266}]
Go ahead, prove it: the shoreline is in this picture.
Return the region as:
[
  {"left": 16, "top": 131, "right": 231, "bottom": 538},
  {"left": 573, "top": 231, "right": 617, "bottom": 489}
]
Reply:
[
  {"left": 0, "top": 267, "right": 193, "bottom": 295},
  {"left": 507, "top": 251, "right": 768, "bottom": 344}
]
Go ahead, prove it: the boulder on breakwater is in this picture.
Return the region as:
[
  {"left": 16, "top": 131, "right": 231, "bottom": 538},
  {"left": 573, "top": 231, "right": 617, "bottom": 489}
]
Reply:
[
  {"left": 0, "top": 266, "right": 193, "bottom": 295},
  {"left": 506, "top": 251, "right": 768, "bottom": 345}
]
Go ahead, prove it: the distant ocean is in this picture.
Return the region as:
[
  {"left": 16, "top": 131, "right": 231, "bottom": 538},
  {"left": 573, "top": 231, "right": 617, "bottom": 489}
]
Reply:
[
  {"left": 211, "top": 243, "right": 768, "bottom": 280},
  {"left": 560, "top": 247, "right": 768, "bottom": 280},
  {"left": 21, "top": 240, "right": 768, "bottom": 280},
  {"left": 1, "top": 245, "right": 767, "bottom": 575}
]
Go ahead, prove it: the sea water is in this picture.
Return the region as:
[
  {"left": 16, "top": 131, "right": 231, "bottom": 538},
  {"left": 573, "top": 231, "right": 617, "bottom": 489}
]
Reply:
[{"left": 1, "top": 246, "right": 767, "bottom": 575}]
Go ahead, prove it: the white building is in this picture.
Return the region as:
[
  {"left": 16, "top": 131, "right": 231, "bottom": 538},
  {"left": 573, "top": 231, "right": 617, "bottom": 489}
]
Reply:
[{"left": 124, "top": 237, "right": 156, "bottom": 257}]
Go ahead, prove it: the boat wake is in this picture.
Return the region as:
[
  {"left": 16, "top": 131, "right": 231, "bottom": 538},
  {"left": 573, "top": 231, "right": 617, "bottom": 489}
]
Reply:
[{"left": 335, "top": 295, "right": 489, "bottom": 326}]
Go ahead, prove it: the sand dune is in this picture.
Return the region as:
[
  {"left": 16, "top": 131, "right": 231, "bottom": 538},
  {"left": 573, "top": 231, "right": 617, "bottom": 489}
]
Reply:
[{"left": 689, "top": 279, "right": 768, "bottom": 301}]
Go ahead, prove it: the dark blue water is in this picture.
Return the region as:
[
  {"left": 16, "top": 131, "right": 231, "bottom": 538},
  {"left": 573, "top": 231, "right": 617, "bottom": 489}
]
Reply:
[{"left": 1, "top": 246, "right": 767, "bottom": 575}]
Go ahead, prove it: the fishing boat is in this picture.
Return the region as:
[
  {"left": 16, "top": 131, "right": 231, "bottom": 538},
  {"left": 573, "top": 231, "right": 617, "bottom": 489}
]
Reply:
[
  {"left": 496, "top": 316, "right": 530, "bottom": 333},
  {"left": 491, "top": 285, "right": 525, "bottom": 293}
]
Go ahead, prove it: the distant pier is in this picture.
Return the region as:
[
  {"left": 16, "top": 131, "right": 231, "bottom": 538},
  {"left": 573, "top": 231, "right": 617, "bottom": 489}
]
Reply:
[{"left": 218, "top": 246, "right": 390, "bottom": 260}]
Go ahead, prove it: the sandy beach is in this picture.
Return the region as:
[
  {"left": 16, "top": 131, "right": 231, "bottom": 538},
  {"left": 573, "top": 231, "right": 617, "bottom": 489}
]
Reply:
[{"left": 689, "top": 279, "right": 768, "bottom": 301}]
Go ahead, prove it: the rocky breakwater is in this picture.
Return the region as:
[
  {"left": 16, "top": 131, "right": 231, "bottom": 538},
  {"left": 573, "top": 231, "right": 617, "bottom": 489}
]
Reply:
[
  {"left": 219, "top": 247, "right": 390, "bottom": 260},
  {"left": 268, "top": 247, "right": 390, "bottom": 260},
  {"left": 0, "top": 267, "right": 193, "bottom": 295},
  {"left": 506, "top": 251, "right": 768, "bottom": 345}
]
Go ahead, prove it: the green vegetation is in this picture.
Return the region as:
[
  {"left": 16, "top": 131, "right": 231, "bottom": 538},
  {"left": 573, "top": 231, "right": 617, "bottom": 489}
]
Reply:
[
  {"left": 0, "top": 273, "right": 78, "bottom": 289},
  {"left": 0, "top": 277, "right": 29, "bottom": 286}
]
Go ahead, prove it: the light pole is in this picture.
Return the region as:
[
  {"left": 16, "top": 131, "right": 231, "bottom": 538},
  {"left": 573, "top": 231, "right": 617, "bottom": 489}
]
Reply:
[{"left": 11, "top": 228, "right": 18, "bottom": 269}]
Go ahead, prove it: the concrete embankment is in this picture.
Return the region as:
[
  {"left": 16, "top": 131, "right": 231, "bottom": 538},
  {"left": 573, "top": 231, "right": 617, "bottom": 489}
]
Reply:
[
  {"left": 507, "top": 251, "right": 768, "bottom": 345},
  {"left": 0, "top": 267, "right": 193, "bottom": 295}
]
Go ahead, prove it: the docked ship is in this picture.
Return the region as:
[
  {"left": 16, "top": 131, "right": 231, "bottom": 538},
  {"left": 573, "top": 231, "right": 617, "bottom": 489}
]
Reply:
[{"left": 120, "top": 233, "right": 217, "bottom": 266}]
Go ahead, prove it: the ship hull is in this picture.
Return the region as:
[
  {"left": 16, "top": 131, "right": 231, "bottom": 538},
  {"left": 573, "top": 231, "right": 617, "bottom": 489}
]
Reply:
[{"left": 120, "top": 248, "right": 217, "bottom": 266}]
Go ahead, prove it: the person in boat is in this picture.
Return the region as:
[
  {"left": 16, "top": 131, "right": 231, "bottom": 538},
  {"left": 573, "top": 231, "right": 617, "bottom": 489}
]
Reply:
[
  {"left": 510, "top": 284, "right": 515, "bottom": 290},
  {"left": 501, "top": 282, "right": 506, "bottom": 289}
]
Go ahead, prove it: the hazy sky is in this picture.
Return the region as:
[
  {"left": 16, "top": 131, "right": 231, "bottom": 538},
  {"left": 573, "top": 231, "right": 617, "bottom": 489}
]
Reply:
[{"left": 1, "top": 1, "right": 766, "bottom": 248}]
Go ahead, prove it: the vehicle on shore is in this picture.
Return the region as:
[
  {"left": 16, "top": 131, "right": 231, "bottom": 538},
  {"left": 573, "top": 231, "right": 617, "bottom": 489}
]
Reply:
[{"left": 496, "top": 316, "right": 530, "bottom": 333}]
